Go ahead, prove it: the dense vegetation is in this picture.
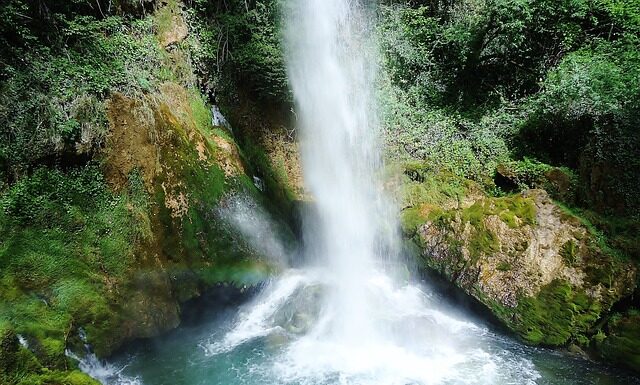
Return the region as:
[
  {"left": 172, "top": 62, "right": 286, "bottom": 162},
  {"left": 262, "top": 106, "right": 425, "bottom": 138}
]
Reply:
[
  {"left": 0, "top": 1, "right": 288, "bottom": 383},
  {"left": 379, "top": 0, "right": 639, "bottom": 214},
  {"left": 377, "top": 0, "right": 640, "bottom": 371},
  {"left": 0, "top": 0, "right": 638, "bottom": 381}
]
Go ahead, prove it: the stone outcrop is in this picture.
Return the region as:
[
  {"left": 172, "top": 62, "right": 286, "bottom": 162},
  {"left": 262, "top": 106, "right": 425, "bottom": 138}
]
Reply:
[
  {"left": 88, "top": 80, "right": 269, "bottom": 356},
  {"left": 405, "top": 187, "right": 636, "bottom": 347},
  {"left": 156, "top": 1, "right": 188, "bottom": 48}
]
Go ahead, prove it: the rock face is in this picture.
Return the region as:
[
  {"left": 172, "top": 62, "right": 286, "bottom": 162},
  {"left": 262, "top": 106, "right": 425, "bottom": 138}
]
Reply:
[
  {"left": 408, "top": 189, "right": 636, "bottom": 346},
  {"left": 595, "top": 310, "right": 640, "bottom": 372},
  {"left": 86, "top": 81, "right": 269, "bottom": 356},
  {"left": 0, "top": 3, "right": 284, "bottom": 379},
  {"left": 156, "top": 1, "right": 189, "bottom": 48}
]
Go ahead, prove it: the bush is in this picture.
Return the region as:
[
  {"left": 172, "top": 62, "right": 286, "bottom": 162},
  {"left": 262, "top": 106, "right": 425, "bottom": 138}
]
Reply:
[
  {"left": 519, "top": 37, "right": 640, "bottom": 215},
  {"left": 185, "top": 0, "right": 289, "bottom": 105},
  {"left": 0, "top": 10, "right": 168, "bottom": 180}
]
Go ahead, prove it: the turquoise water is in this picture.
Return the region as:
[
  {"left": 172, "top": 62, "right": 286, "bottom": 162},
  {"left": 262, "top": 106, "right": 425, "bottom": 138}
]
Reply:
[{"left": 90, "top": 274, "right": 640, "bottom": 385}]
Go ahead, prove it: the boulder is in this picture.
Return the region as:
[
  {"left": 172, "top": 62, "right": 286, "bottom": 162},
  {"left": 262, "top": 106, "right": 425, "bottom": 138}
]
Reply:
[{"left": 411, "top": 189, "right": 636, "bottom": 346}]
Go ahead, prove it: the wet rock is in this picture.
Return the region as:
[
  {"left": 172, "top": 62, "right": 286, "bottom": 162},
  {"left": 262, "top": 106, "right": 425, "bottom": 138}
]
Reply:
[
  {"left": 271, "top": 283, "right": 324, "bottom": 335},
  {"left": 156, "top": 2, "right": 188, "bottom": 48},
  {"left": 85, "top": 81, "right": 274, "bottom": 356},
  {"left": 595, "top": 310, "right": 640, "bottom": 373},
  {"left": 412, "top": 189, "right": 636, "bottom": 346}
]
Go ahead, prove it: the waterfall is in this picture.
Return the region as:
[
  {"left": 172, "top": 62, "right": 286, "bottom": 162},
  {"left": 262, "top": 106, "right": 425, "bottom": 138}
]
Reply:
[
  {"left": 201, "top": 1, "right": 542, "bottom": 383},
  {"left": 87, "top": 2, "right": 553, "bottom": 384},
  {"left": 62, "top": 2, "right": 640, "bottom": 384},
  {"left": 285, "top": 0, "right": 396, "bottom": 345}
]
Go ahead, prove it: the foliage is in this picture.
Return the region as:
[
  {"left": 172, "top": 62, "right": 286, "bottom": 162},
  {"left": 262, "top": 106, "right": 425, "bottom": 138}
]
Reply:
[
  {"left": 0, "top": 165, "right": 151, "bottom": 371},
  {"left": 518, "top": 37, "right": 640, "bottom": 215},
  {"left": 0, "top": 7, "right": 170, "bottom": 180},
  {"left": 0, "top": 1, "right": 291, "bottom": 382},
  {"left": 380, "top": 0, "right": 639, "bottom": 103},
  {"left": 596, "top": 309, "right": 640, "bottom": 372},
  {"left": 379, "top": 84, "right": 512, "bottom": 180},
  {"left": 185, "top": 0, "right": 289, "bottom": 104},
  {"left": 379, "top": 0, "right": 640, "bottom": 221}
]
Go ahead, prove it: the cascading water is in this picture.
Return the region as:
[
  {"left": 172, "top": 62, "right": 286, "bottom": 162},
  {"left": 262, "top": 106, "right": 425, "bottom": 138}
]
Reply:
[
  {"left": 203, "top": 0, "right": 543, "bottom": 383},
  {"left": 285, "top": 0, "right": 394, "bottom": 346},
  {"left": 74, "top": 1, "right": 640, "bottom": 384}
]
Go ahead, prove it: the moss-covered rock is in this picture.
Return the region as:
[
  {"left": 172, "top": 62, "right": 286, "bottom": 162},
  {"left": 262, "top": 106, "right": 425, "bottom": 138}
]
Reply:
[
  {"left": 0, "top": 79, "right": 274, "bottom": 375},
  {"left": 495, "top": 159, "right": 579, "bottom": 204},
  {"left": 595, "top": 310, "right": 640, "bottom": 373},
  {"left": 222, "top": 88, "right": 306, "bottom": 225},
  {"left": 82, "top": 80, "right": 275, "bottom": 356},
  {"left": 407, "top": 186, "right": 636, "bottom": 347},
  {"left": 0, "top": 2, "right": 293, "bottom": 382},
  {"left": 14, "top": 369, "right": 101, "bottom": 385},
  {"left": 0, "top": 321, "right": 18, "bottom": 373}
]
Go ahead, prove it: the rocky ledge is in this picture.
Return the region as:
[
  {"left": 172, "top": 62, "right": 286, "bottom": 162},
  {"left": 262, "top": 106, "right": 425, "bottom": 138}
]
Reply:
[{"left": 403, "top": 184, "right": 638, "bottom": 369}]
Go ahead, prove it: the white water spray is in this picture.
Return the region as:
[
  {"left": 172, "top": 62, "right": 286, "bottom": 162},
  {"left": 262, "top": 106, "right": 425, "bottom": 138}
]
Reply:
[
  {"left": 203, "top": 1, "right": 543, "bottom": 383},
  {"left": 285, "top": 0, "right": 397, "bottom": 345}
]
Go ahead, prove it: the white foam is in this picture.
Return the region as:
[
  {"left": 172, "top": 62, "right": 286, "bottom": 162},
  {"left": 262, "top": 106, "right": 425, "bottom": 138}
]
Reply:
[
  {"left": 17, "top": 334, "right": 28, "bottom": 348},
  {"left": 207, "top": 268, "right": 540, "bottom": 385},
  {"left": 202, "top": 270, "right": 312, "bottom": 355},
  {"left": 66, "top": 350, "right": 141, "bottom": 385}
]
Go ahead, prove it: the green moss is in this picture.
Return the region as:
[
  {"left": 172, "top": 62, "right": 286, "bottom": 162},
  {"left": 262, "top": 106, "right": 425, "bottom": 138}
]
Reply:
[
  {"left": 400, "top": 207, "right": 428, "bottom": 235},
  {"left": 419, "top": 191, "right": 537, "bottom": 260},
  {"left": 554, "top": 201, "right": 632, "bottom": 262},
  {"left": 460, "top": 202, "right": 486, "bottom": 225},
  {"left": 401, "top": 163, "right": 469, "bottom": 208},
  {"left": 150, "top": 85, "right": 284, "bottom": 295},
  {"left": 493, "top": 195, "right": 537, "bottom": 227},
  {"left": 597, "top": 310, "right": 640, "bottom": 373},
  {"left": 37, "top": 338, "right": 66, "bottom": 367},
  {"left": 400, "top": 165, "right": 537, "bottom": 243},
  {"left": 14, "top": 369, "right": 100, "bottom": 385},
  {"left": 152, "top": 104, "right": 233, "bottom": 265},
  {"left": 560, "top": 240, "right": 578, "bottom": 265},
  {"left": 0, "top": 321, "right": 18, "bottom": 374},
  {"left": 240, "top": 138, "right": 297, "bottom": 220},
  {"left": 468, "top": 225, "right": 500, "bottom": 259},
  {"left": 513, "top": 280, "right": 601, "bottom": 346},
  {"left": 496, "top": 262, "right": 512, "bottom": 271},
  {"left": 155, "top": 0, "right": 180, "bottom": 41},
  {"left": 429, "top": 202, "right": 492, "bottom": 259},
  {"left": 189, "top": 90, "right": 213, "bottom": 134},
  {"left": 0, "top": 165, "right": 152, "bottom": 369},
  {"left": 197, "top": 259, "right": 273, "bottom": 288}
]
